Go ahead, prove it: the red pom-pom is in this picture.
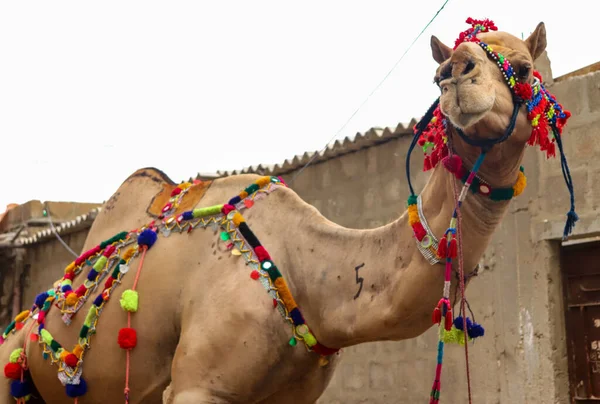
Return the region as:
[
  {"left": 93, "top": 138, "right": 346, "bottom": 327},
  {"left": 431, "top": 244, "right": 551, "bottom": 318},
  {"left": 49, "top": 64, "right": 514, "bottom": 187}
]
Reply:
[
  {"left": 442, "top": 155, "right": 462, "bottom": 175},
  {"left": 65, "top": 353, "right": 78, "bottom": 368},
  {"left": 64, "top": 272, "right": 75, "bottom": 281},
  {"left": 222, "top": 204, "right": 235, "bottom": 215},
  {"left": 117, "top": 328, "right": 137, "bottom": 350},
  {"left": 75, "top": 285, "right": 87, "bottom": 297},
  {"left": 514, "top": 82, "right": 533, "bottom": 101},
  {"left": 29, "top": 333, "right": 39, "bottom": 342},
  {"left": 170, "top": 187, "right": 182, "bottom": 197},
  {"left": 250, "top": 270, "right": 260, "bottom": 280},
  {"left": 15, "top": 322, "right": 24, "bottom": 331},
  {"left": 417, "top": 137, "right": 426, "bottom": 147},
  {"left": 254, "top": 246, "right": 270, "bottom": 262},
  {"left": 3, "top": 363, "right": 21, "bottom": 380},
  {"left": 533, "top": 70, "right": 543, "bottom": 82}
]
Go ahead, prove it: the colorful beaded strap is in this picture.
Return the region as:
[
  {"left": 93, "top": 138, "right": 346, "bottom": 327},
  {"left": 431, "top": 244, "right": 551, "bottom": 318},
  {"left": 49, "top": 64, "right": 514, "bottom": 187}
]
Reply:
[{"left": 1, "top": 175, "right": 338, "bottom": 404}]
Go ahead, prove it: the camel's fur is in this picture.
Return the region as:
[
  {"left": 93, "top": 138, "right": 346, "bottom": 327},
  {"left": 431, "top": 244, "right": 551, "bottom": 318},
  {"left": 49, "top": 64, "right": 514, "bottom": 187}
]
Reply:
[{"left": 1, "top": 23, "right": 549, "bottom": 403}]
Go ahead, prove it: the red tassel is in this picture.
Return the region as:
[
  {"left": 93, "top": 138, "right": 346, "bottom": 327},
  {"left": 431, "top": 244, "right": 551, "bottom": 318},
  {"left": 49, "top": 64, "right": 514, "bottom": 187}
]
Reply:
[
  {"left": 448, "top": 238, "right": 457, "bottom": 258},
  {"left": 432, "top": 307, "right": 442, "bottom": 325},
  {"left": 437, "top": 236, "right": 447, "bottom": 258},
  {"left": 445, "top": 309, "right": 453, "bottom": 331},
  {"left": 423, "top": 156, "right": 432, "bottom": 172},
  {"left": 547, "top": 141, "right": 556, "bottom": 158}
]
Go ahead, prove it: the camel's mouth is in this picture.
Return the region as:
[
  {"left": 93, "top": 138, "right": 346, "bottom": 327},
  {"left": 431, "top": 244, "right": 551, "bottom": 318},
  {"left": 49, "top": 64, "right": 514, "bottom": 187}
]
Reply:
[{"left": 439, "top": 84, "right": 496, "bottom": 130}]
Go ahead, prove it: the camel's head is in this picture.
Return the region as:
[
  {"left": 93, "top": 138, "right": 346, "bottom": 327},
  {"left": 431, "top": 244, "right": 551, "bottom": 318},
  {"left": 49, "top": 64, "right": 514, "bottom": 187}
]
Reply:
[{"left": 430, "top": 20, "right": 547, "bottom": 140}]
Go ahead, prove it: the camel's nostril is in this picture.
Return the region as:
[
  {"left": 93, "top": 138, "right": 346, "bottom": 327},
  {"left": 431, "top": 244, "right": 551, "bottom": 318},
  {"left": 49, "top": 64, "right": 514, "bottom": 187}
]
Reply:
[{"left": 463, "top": 60, "right": 475, "bottom": 76}]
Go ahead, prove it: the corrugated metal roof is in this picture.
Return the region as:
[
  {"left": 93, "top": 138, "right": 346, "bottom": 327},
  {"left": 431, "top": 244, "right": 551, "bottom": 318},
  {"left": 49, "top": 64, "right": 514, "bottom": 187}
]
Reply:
[
  {"left": 213, "top": 120, "right": 417, "bottom": 177},
  {"left": 15, "top": 207, "right": 101, "bottom": 247}
]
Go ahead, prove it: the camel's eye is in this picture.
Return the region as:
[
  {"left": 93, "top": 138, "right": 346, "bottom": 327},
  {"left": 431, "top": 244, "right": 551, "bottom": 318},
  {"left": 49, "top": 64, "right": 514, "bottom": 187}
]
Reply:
[{"left": 518, "top": 63, "right": 531, "bottom": 80}]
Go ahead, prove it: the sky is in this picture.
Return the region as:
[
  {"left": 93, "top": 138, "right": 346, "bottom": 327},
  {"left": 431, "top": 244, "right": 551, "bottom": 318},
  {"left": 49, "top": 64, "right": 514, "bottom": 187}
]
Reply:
[{"left": 1, "top": 1, "right": 597, "bottom": 211}]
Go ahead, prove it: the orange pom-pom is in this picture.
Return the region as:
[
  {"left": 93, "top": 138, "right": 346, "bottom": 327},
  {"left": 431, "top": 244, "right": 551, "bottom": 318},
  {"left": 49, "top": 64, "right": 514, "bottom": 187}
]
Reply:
[
  {"left": 73, "top": 345, "right": 84, "bottom": 358},
  {"left": 65, "top": 293, "right": 79, "bottom": 306},
  {"left": 3, "top": 363, "right": 21, "bottom": 380}
]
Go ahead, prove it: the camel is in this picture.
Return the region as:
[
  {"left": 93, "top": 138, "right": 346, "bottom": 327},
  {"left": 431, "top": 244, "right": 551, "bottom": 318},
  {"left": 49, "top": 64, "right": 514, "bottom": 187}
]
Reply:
[{"left": 0, "top": 18, "right": 575, "bottom": 404}]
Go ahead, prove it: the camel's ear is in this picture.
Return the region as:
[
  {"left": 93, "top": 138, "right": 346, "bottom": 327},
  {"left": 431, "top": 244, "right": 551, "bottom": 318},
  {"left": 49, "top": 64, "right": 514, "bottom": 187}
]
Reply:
[
  {"left": 525, "top": 22, "right": 547, "bottom": 61},
  {"left": 431, "top": 35, "right": 453, "bottom": 64}
]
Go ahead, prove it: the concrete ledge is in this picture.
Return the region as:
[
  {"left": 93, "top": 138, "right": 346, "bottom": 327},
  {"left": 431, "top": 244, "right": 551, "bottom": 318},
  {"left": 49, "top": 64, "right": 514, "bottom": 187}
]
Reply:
[{"left": 532, "top": 212, "right": 600, "bottom": 243}]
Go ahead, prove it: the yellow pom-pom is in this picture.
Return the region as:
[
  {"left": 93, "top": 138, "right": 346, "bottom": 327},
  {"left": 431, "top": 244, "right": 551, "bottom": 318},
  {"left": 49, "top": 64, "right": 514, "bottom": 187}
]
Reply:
[
  {"left": 123, "top": 247, "right": 135, "bottom": 261},
  {"left": 120, "top": 289, "right": 139, "bottom": 313},
  {"left": 232, "top": 213, "right": 245, "bottom": 227},
  {"left": 302, "top": 332, "right": 317, "bottom": 347},
  {"left": 9, "top": 348, "right": 23, "bottom": 364},
  {"left": 239, "top": 191, "right": 248, "bottom": 199},
  {"left": 512, "top": 171, "right": 527, "bottom": 197},
  {"left": 66, "top": 293, "right": 79, "bottom": 306}
]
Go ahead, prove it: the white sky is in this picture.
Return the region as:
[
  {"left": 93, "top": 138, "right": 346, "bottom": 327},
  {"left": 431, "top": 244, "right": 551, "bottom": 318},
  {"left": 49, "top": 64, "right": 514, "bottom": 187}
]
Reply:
[{"left": 1, "top": 1, "right": 597, "bottom": 210}]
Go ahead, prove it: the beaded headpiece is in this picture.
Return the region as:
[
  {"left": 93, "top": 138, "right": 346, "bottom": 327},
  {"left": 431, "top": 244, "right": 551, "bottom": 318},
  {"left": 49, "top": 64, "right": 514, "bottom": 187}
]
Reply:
[{"left": 416, "top": 17, "right": 571, "bottom": 171}]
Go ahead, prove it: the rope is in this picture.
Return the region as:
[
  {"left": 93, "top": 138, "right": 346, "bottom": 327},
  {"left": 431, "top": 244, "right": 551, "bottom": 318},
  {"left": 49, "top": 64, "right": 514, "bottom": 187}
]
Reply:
[
  {"left": 44, "top": 203, "right": 79, "bottom": 258},
  {"left": 289, "top": 0, "right": 451, "bottom": 185},
  {"left": 124, "top": 245, "right": 148, "bottom": 404},
  {"left": 450, "top": 149, "right": 473, "bottom": 404}
]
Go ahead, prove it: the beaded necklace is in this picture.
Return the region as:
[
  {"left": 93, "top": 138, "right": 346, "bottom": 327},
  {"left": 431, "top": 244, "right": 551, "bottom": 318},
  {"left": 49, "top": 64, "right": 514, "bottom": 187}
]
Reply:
[{"left": 2, "top": 175, "right": 338, "bottom": 403}]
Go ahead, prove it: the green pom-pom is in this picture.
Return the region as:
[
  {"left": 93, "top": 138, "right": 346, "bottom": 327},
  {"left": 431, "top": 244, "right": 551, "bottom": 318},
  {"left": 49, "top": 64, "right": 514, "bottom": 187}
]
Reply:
[
  {"left": 120, "top": 290, "right": 139, "bottom": 313},
  {"left": 288, "top": 337, "right": 297, "bottom": 347},
  {"left": 50, "top": 339, "right": 61, "bottom": 352},
  {"left": 407, "top": 195, "right": 418, "bottom": 206},
  {"left": 9, "top": 348, "right": 23, "bottom": 364},
  {"left": 220, "top": 231, "right": 230, "bottom": 241}
]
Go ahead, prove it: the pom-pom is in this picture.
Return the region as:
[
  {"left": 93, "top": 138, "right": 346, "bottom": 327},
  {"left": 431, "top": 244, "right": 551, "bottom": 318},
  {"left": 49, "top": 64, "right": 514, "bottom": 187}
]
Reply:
[
  {"left": 171, "top": 187, "right": 182, "bottom": 196},
  {"left": 65, "top": 353, "right": 79, "bottom": 368},
  {"left": 468, "top": 323, "right": 485, "bottom": 339},
  {"left": 119, "top": 290, "right": 139, "bottom": 313},
  {"left": 222, "top": 204, "right": 235, "bottom": 215},
  {"left": 250, "top": 270, "right": 260, "bottom": 280},
  {"left": 453, "top": 316, "right": 472, "bottom": 331},
  {"left": 29, "top": 333, "right": 38, "bottom": 342},
  {"left": 65, "top": 293, "right": 79, "bottom": 306},
  {"left": 137, "top": 229, "right": 157, "bottom": 249},
  {"left": 65, "top": 377, "right": 87, "bottom": 398},
  {"left": 4, "top": 363, "right": 21, "bottom": 380},
  {"left": 10, "top": 380, "right": 31, "bottom": 398},
  {"left": 118, "top": 328, "right": 137, "bottom": 350},
  {"left": 514, "top": 82, "right": 533, "bottom": 101},
  {"left": 9, "top": 349, "right": 23, "bottom": 364},
  {"left": 73, "top": 345, "right": 84, "bottom": 358},
  {"left": 442, "top": 155, "right": 462, "bottom": 175},
  {"left": 15, "top": 323, "right": 24, "bottom": 331},
  {"left": 35, "top": 292, "right": 49, "bottom": 309}
]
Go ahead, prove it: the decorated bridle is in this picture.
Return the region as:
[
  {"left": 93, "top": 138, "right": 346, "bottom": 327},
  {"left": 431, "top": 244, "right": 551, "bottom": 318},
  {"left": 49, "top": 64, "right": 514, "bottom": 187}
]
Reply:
[{"left": 404, "top": 18, "right": 577, "bottom": 404}]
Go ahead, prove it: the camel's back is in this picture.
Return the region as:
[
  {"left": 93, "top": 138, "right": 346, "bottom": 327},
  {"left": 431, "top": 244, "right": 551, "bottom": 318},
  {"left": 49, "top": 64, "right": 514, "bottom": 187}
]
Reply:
[{"left": 10, "top": 168, "right": 326, "bottom": 404}]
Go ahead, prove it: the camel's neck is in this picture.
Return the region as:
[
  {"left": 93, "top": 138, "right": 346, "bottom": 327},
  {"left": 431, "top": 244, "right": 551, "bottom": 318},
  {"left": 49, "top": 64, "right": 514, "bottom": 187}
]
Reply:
[{"left": 291, "top": 138, "right": 525, "bottom": 349}]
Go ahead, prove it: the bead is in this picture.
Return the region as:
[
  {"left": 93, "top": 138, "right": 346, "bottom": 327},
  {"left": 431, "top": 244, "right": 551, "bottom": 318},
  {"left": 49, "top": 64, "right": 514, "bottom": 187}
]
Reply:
[
  {"left": 296, "top": 324, "right": 309, "bottom": 336},
  {"left": 250, "top": 270, "right": 260, "bottom": 280},
  {"left": 288, "top": 337, "right": 297, "bottom": 347},
  {"left": 479, "top": 184, "right": 491, "bottom": 195}
]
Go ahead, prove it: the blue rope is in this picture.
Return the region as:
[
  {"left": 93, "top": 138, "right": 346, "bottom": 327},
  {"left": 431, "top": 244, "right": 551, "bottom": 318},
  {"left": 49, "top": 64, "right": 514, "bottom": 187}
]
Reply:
[{"left": 553, "top": 128, "right": 578, "bottom": 239}]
